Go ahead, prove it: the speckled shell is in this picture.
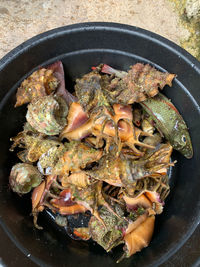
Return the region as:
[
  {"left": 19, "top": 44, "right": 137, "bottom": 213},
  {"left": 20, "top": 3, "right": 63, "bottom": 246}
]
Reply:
[
  {"left": 26, "top": 95, "right": 68, "bottom": 135},
  {"left": 9, "top": 163, "right": 43, "bottom": 194},
  {"left": 89, "top": 205, "right": 126, "bottom": 251},
  {"left": 37, "top": 143, "right": 65, "bottom": 175},
  {"left": 15, "top": 68, "right": 59, "bottom": 107}
]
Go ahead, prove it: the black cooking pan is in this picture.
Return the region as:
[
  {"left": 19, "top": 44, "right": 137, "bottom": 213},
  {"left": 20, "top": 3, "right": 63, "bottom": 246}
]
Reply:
[{"left": 0, "top": 22, "right": 200, "bottom": 267}]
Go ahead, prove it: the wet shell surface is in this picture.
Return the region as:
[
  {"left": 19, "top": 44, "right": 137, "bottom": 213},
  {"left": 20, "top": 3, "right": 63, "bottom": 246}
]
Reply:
[
  {"left": 9, "top": 163, "right": 43, "bottom": 194},
  {"left": 26, "top": 95, "right": 68, "bottom": 135}
]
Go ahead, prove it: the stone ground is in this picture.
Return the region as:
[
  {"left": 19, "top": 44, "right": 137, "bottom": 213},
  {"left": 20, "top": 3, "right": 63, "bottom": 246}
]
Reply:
[
  {"left": 169, "top": 0, "right": 200, "bottom": 59},
  {"left": 0, "top": 0, "right": 194, "bottom": 59}
]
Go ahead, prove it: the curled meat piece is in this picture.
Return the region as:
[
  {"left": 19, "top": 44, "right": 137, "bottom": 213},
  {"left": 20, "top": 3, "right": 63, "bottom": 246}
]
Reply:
[
  {"left": 141, "top": 119, "right": 155, "bottom": 134},
  {"left": 142, "top": 133, "right": 162, "bottom": 148}
]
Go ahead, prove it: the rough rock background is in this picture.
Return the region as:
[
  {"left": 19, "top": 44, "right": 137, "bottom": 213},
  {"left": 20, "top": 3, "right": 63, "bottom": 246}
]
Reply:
[
  {"left": 0, "top": 0, "right": 191, "bottom": 59},
  {"left": 170, "top": 0, "right": 200, "bottom": 60}
]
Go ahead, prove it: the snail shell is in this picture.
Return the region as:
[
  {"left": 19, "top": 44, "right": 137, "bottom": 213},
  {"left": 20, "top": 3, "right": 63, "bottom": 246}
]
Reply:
[
  {"left": 9, "top": 163, "right": 43, "bottom": 194},
  {"left": 26, "top": 95, "right": 68, "bottom": 135}
]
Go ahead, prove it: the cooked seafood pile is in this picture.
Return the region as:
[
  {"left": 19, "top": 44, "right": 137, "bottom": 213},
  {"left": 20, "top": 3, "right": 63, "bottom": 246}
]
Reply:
[{"left": 9, "top": 61, "right": 193, "bottom": 262}]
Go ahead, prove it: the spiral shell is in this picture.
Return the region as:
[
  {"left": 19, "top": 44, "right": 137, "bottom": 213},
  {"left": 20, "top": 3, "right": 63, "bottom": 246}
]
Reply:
[
  {"left": 89, "top": 205, "right": 126, "bottom": 251},
  {"left": 26, "top": 95, "right": 68, "bottom": 135},
  {"left": 37, "top": 144, "right": 65, "bottom": 175},
  {"left": 15, "top": 68, "right": 59, "bottom": 107},
  {"left": 9, "top": 163, "right": 43, "bottom": 194}
]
